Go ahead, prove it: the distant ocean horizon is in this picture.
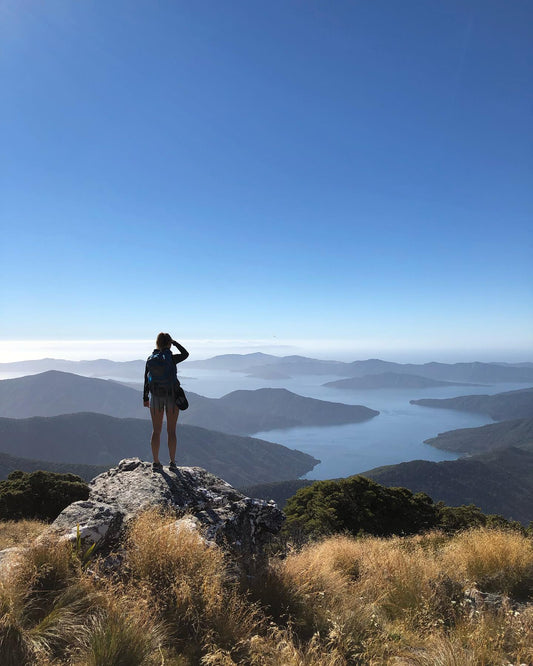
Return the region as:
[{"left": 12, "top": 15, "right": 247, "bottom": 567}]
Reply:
[{"left": 0, "top": 339, "right": 531, "bottom": 365}]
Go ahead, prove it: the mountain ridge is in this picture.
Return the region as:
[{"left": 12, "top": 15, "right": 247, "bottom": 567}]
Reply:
[
  {"left": 5, "top": 356, "right": 532, "bottom": 384},
  {"left": 423, "top": 418, "right": 533, "bottom": 454},
  {"left": 410, "top": 387, "right": 533, "bottom": 421},
  {"left": 0, "top": 412, "right": 319, "bottom": 487},
  {"left": 323, "top": 372, "right": 483, "bottom": 390},
  {"left": 244, "top": 444, "right": 533, "bottom": 524},
  {"left": 0, "top": 371, "right": 379, "bottom": 435}
]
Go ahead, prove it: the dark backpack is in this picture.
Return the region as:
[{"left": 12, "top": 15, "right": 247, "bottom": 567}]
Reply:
[{"left": 146, "top": 349, "right": 178, "bottom": 396}]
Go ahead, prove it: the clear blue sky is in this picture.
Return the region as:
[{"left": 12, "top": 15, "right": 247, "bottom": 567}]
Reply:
[{"left": 1, "top": 0, "right": 532, "bottom": 360}]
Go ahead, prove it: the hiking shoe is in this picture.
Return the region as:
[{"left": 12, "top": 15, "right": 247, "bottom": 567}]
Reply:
[
  {"left": 152, "top": 461, "right": 163, "bottom": 472},
  {"left": 168, "top": 461, "right": 178, "bottom": 471}
]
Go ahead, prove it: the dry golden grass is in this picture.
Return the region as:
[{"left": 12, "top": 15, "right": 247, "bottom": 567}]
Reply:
[
  {"left": 262, "top": 528, "right": 533, "bottom": 664},
  {"left": 203, "top": 627, "right": 349, "bottom": 665},
  {"left": 393, "top": 606, "right": 533, "bottom": 665},
  {"left": 440, "top": 527, "right": 533, "bottom": 597},
  {"left": 78, "top": 596, "right": 166, "bottom": 666},
  {"left": 126, "top": 507, "right": 264, "bottom": 661},
  {"left": 1, "top": 515, "right": 532, "bottom": 665},
  {"left": 0, "top": 537, "right": 103, "bottom": 665},
  {"left": 0, "top": 519, "right": 47, "bottom": 550}
]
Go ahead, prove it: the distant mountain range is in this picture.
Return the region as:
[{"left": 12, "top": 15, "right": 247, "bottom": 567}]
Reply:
[
  {"left": 0, "top": 452, "right": 106, "bottom": 482},
  {"left": 0, "top": 371, "right": 378, "bottom": 435},
  {"left": 0, "top": 413, "right": 319, "bottom": 487},
  {"left": 5, "top": 355, "right": 532, "bottom": 384},
  {"left": 323, "top": 372, "right": 481, "bottom": 390},
  {"left": 411, "top": 387, "right": 533, "bottom": 421},
  {"left": 186, "top": 352, "right": 278, "bottom": 371},
  {"left": 187, "top": 355, "right": 533, "bottom": 383},
  {"left": 0, "top": 371, "right": 147, "bottom": 419},
  {"left": 0, "top": 357, "right": 146, "bottom": 380}
]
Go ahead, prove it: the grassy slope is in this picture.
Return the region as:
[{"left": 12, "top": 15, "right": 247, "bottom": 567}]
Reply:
[{"left": 1, "top": 512, "right": 531, "bottom": 665}]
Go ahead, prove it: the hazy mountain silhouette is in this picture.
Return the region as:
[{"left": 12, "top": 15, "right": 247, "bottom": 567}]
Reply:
[
  {"left": 0, "top": 371, "right": 147, "bottom": 419},
  {"left": 180, "top": 388, "right": 378, "bottom": 434},
  {"left": 0, "top": 413, "right": 319, "bottom": 487},
  {"left": 0, "top": 358, "right": 145, "bottom": 379},
  {"left": 0, "top": 451, "right": 106, "bottom": 482},
  {"left": 411, "top": 387, "right": 533, "bottom": 421},
  {"left": 185, "top": 354, "right": 533, "bottom": 383},
  {"left": 186, "top": 352, "right": 278, "bottom": 370},
  {"left": 0, "top": 371, "right": 378, "bottom": 435},
  {"left": 189, "top": 354, "right": 346, "bottom": 375},
  {"left": 423, "top": 418, "right": 533, "bottom": 454},
  {"left": 323, "top": 372, "right": 481, "bottom": 390},
  {"left": 3, "top": 355, "right": 532, "bottom": 384}
]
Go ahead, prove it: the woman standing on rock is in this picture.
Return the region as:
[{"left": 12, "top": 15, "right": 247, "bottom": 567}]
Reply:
[{"left": 143, "top": 333, "right": 189, "bottom": 471}]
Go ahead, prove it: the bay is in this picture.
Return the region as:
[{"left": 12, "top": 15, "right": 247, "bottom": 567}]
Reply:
[{"left": 184, "top": 370, "right": 529, "bottom": 479}]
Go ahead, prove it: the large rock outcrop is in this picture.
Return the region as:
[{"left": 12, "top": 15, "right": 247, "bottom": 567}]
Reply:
[{"left": 50, "top": 458, "right": 284, "bottom": 560}]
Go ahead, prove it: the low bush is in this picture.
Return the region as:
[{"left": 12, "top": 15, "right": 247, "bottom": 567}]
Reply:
[
  {"left": 436, "top": 502, "right": 525, "bottom": 534},
  {"left": 0, "top": 470, "right": 89, "bottom": 522},
  {"left": 284, "top": 475, "right": 439, "bottom": 539}
]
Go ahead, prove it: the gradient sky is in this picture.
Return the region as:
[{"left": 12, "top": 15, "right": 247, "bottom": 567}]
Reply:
[{"left": 1, "top": 0, "right": 532, "bottom": 360}]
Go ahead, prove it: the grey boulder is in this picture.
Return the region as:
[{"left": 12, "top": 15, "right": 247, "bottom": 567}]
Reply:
[{"left": 51, "top": 458, "right": 284, "bottom": 559}]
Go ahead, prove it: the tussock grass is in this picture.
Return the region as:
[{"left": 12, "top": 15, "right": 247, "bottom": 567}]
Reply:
[
  {"left": 0, "top": 519, "right": 47, "bottom": 550},
  {"left": 1, "top": 514, "right": 531, "bottom": 665},
  {"left": 258, "top": 535, "right": 370, "bottom": 642},
  {"left": 80, "top": 599, "right": 165, "bottom": 666},
  {"left": 440, "top": 527, "right": 533, "bottom": 597},
  {"left": 396, "top": 606, "right": 533, "bottom": 665},
  {"left": 126, "top": 507, "right": 264, "bottom": 661},
  {"left": 258, "top": 529, "right": 533, "bottom": 663},
  {"left": 0, "top": 537, "right": 102, "bottom": 664},
  {"left": 203, "top": 627, "right": 349, "bottom": 665}
]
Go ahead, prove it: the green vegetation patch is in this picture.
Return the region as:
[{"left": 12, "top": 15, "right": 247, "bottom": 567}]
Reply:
[
  {"left": 284, "top": 475, "right": 437, "bottom": 538},
  {"left": 284, "top": 475, "right": 526, "bottom": 540},
  {"left": 0, "top": 470, "right": 89, "bottom": 522}
]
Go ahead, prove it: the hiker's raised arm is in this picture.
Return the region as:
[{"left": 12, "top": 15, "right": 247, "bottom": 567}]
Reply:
[
  {"left": 172, "top": 340, "right": 189, "bottom": 364},
  {"left": 143, "top": 363, "right": 150, "bottom": 404}
]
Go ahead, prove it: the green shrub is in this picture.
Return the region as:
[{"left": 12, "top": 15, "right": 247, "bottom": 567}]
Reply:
[
  {"left": 436, "top": 502, "right": 525, "bottom": 534},
  {"left": 284, "top": 475, "right": 438, "bottom": 539},
  {"left": 0, "top": 470, "right": 89, "bottom": 522}
]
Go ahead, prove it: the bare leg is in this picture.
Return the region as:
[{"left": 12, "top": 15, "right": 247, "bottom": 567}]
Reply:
[
  {"left": 150, "top": 406, "right": 165, "bottom": 463},
  {"left": 166, "top": 406, "right": 180, "bottom": 463}
]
